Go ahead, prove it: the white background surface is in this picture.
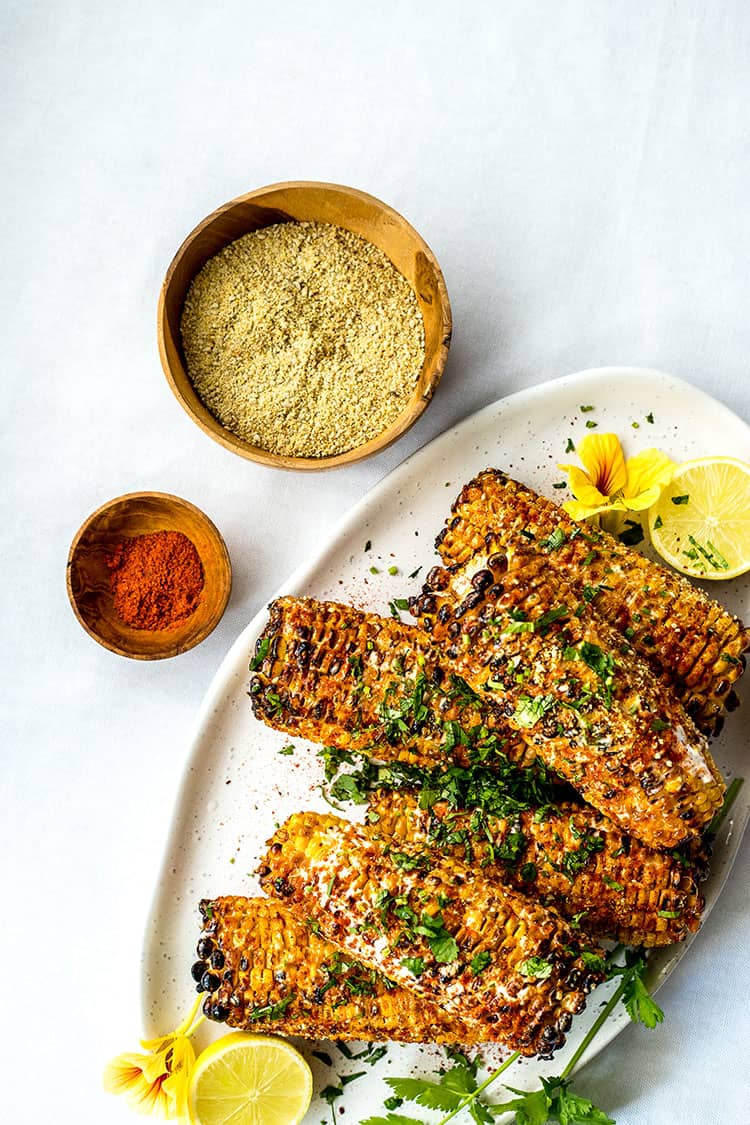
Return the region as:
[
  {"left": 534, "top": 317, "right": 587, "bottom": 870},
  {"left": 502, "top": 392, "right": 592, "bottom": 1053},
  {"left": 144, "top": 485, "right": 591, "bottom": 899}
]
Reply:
[{"left": 2, "top": 2, "right": 749, "bottom": 1123}]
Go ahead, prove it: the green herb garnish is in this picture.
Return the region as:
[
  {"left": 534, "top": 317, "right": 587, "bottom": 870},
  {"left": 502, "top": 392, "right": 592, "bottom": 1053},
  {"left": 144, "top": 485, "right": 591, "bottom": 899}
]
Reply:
[{"left": 250, "top": 635, "right": 270, "bottom": 671}]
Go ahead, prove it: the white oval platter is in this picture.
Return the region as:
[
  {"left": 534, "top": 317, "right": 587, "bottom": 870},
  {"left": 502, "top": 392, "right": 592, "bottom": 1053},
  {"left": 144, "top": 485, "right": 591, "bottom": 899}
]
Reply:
[{"left": 142, "top": 366, "right": 750, "bottom": 1123}]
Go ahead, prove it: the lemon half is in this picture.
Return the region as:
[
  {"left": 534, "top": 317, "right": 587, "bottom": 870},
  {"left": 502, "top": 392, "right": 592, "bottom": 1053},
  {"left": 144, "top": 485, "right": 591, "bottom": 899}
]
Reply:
[
  {"left": 648, "top": 456, "right": 750, "bottom": 580},
  {"left": 187, "top": 1032, "right": 313, "bottom": 1125}
]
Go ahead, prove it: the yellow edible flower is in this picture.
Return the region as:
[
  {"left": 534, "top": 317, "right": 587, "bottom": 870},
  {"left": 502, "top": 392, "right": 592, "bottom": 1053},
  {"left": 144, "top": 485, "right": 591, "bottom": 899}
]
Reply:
[
  {"left": 559, "top": 433, "right": 675, "bottom": 521},
  {"left": 103, "top": 993, "right": 204, "bottom": 1119}
]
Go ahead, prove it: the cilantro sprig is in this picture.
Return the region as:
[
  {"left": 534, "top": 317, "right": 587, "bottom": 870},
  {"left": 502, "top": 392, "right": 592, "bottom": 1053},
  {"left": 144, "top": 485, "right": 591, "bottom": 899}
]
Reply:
[{"left": 363, "top": 948, "right": 664, "bottom": 1124}]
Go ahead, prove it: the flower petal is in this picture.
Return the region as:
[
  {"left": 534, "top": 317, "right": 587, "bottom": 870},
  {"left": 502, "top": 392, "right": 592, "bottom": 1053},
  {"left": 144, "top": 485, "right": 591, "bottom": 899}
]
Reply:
[
  {"left": 576, "top": 433, "right": 628, "bottom": 497},
  {"left": 623, "top": 448, "right": 676, "bottom": 504},
  {"left": 103, "top": 1052, "right": 152, "bottom": 1096},
  {"left": 563, "top": 498, "right": 624, "bottom": 521},
  {"left": 103, "top": 1052, "right": 171, "bottom": 1117},
  {"left": 559, "top": 466, "right": 610, "bottom": 508}
]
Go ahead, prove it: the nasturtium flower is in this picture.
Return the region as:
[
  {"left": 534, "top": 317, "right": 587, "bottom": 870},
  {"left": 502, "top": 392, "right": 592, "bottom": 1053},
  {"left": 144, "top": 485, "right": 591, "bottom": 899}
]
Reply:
[
  {"left": 103, "top": 993, "right": 204, "bottom": 1119},
  {"left": 559, "top": 433, "right": 675, "bottom": 521}
]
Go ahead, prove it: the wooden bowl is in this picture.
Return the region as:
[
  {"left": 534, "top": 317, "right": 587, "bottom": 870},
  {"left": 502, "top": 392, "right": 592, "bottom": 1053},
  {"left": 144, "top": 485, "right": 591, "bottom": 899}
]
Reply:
[
  {"left": 157, "top": 181, "right": 452, "bottom": 470},
  {"left": 67, "top": 492, "right": 232, "bottom": 660}
]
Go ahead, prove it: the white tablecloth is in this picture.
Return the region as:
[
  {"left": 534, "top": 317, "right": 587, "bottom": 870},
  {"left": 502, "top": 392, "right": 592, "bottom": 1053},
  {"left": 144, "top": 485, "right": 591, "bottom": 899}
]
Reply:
[{"left": 2, "top": 2, "right": 749, "bottom": 1121}]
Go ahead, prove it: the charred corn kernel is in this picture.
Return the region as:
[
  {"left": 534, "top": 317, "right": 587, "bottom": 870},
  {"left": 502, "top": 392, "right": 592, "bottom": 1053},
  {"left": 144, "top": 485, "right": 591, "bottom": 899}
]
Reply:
[
  {"left": 193, "top": 897, "right": 474, "bottom": 1043},
  {"left": 259, "top": 811, "right": 605, "bottom": 1058},
  {"left": 435, "top": 469, "right": 749, "bottom": 734},
  {"left": 412, "top": 544, "right": 724, "bottom": 849},
  {"left": 250, "top": 595, "right": 536, "bottom": 768},
  {"left": 368, "top": 792, "right": 706, "bottom": 948}
]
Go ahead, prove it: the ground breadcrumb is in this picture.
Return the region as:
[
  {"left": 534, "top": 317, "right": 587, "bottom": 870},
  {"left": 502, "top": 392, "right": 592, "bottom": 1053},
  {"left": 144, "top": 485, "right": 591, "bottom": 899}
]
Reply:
[{"left": 180, "top": 221, "right": 425, "bottom": 457}]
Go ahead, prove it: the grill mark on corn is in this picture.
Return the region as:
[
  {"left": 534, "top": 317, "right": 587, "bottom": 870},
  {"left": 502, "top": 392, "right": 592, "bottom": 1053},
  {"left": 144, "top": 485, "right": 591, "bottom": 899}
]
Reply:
[
  {"left": 413, "top": 544, "right": 724, "bottom": 848},
  {"left": 194, "top": 896, "right": 477, "bottom": 1042},
  {"left": 250, "top": 596, "right": 537, "bottom": 769},
  {"left": 435, "top": 469, "right": 749, "bottom": 733},
  {"left": 368, "top": 792, "right": 706, "bottom": 948},
  {"left": 259, "top": 811, "right": 604, "bottom": 1057}
]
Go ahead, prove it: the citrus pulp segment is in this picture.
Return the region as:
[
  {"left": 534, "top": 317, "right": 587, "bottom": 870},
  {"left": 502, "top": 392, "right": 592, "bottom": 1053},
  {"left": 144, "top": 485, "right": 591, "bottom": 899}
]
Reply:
[
  {"left": 187, "top": 1032, "right": 313, "bottom": 1125},
  {"left": 648, "top": 456, "right": 750, "bottom": 579}
]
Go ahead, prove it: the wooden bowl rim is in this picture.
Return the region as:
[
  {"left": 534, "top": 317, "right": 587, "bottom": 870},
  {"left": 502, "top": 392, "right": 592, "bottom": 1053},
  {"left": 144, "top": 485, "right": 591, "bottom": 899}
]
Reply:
[
  {"left": 157, "top": 180, "right": 452, "bottom": 471},
  {"left": 66, "top": 490, "right": 232, "bottom": 660}
]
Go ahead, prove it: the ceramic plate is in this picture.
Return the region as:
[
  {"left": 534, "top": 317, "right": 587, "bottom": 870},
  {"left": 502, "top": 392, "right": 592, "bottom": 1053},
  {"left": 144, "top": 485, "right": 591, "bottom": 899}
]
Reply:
[{"left": 142, "top": 366, "right": 750, "bottom": 1122}]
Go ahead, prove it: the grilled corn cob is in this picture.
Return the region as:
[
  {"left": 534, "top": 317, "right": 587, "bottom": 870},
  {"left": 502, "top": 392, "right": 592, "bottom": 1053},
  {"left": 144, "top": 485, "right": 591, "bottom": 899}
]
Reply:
[
  {"left": 435, "top": 469, "right": 749, "bottom": 734},
  {"left": 250, "top": 595, "right": 537, "bottom": 769},
  {"left": 368, "top": 792, "right": 706, "bottom": 947},
  {"left": 411, "top": 544, "right": 724, "bottom": 848},
  {"left": 192, "top": 896, "right": 476, "bottom": 1042},
  {"left": 259, "top": 811, "right": 605, "bottom": 1057}
]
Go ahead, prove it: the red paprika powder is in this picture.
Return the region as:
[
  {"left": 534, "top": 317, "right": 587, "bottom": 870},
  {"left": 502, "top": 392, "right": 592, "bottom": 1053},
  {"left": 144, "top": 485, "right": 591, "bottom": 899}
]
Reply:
[{"left": 107, "top": 530, "right": 204, "bottom": 630}]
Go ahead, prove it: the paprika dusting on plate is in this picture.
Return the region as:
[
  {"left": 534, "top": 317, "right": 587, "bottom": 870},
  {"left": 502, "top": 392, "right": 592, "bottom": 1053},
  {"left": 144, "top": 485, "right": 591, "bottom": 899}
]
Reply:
[{"left": 107, "top": 530, "right": 204, "bottom": 630}]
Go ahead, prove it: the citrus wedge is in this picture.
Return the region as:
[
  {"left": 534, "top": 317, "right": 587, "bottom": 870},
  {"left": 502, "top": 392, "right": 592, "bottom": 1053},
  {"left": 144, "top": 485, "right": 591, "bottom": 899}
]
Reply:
[
  {"left": 648, "top": 456, "right": 750, "bottom": 579},
  {"left": 187, "top": 1032, "right": 313, "bottom": 1125}
]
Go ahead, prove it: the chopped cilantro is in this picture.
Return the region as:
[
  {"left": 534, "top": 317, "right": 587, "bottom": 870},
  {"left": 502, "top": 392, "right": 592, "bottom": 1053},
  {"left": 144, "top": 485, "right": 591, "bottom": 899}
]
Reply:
[
  {"left": 650, "top": 718, "right": 671, "bottom": 732},
  {"left": 653, "top": 514, "right": 663, "bottom": 529},
  {"left": 581, "top": 951, "right": 607, "bottom": 972},
  {"left": 646, "top": 412, "right": 654, "bottom": 424},
  {"left": 470, "top": 951, "right": 492, "bottom": 976},
  {"left": 580, "top": 404, "right": 595, "bottom": 413},
  {"left": 519, "top": 956, "right": 553, "bottom": 980},
  {"left": 415, "top": 911, "right": 459, "bottom": 963},
  {"left": 565, "top": 437, "right": 575, "bottom": 453},
  {"left": 364, "top": 539, "right": 372, "bottom": 552},
  {"left": 552, "top": 480, "right": 567, "bottom": 490},
  {"left": 249, "top": 994, "right": 295, "bottom": 1021},
  {"left": 512, "top": 694, "right": 556, "bottom": 728},
  {"left": 603, "top": 874, "right": 624, "bottom": 892},
  {"left": 672, "top": 494, "right": 690, "bottom": 505},
  {"left": 401, "top": 956, "right": 426, "bottom": 976},
  {"left": 541, "top": 527, "right": 567, "bottom": 551},
  {"left": 585, "top": 419, "right": 598, "bottom": 428},
  {"left": 250, "top": 635, "right": 270, "bottom": 671},
  {"left": 388, "top": 565, "right": 399, "bottom": 575}
]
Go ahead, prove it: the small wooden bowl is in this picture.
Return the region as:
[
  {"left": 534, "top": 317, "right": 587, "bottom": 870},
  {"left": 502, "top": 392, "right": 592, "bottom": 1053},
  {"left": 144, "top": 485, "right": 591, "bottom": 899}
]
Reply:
[
  {"left": 157, "top": 181, "right": 452, "bottom": 470},
  {"left": 67, "top": 492, "right": 232, "bottom": 660}
]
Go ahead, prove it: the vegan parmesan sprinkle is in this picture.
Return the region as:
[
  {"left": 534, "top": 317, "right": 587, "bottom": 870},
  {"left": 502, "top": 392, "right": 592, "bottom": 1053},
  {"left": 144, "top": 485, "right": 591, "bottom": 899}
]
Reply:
[{"left": 180, "top": 221, "right": 425, "bottom": 457}]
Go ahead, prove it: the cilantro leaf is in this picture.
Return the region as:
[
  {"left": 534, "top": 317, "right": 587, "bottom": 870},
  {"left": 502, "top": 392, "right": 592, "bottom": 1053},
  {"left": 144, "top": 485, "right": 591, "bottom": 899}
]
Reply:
[
  {"left": 623, "top": 969, "right": 664, "bottom": 1028},
  {"left": 249, "top": 635, "right": 270, "bottom": 670},
  {"left": 519, "top": 956, "right": 553, "bottom": 980},
  {"left": 554, "top": 1086, "right": 615, "bottom": 1124},
  {"left": 361, "top": 1116, "right": 425, "bottom": 1125},
  {"left": 385, "top": 1076, "right": 462, "bottom": 1112},
  {"left": 470, "top": 950, "right": 492, "bottom": 976},
  {"left": 427, "top": 930, "right": 460, "bottom": 964},
  {"left": 512, "top": 694, "right": 556, "bottom": 728},
  {"left": 492, "top": 1086, "right": 551, "bottom": 1124}
]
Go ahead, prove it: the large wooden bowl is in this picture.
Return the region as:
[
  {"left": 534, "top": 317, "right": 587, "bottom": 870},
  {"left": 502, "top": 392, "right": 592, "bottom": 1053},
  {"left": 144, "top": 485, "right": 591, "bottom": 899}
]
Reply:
[
  {"left": 67, "top": 492, "right": 232, "bottom": 660},
  {"left": 157, "top": 181, "right": 452, "bottom": 470}
]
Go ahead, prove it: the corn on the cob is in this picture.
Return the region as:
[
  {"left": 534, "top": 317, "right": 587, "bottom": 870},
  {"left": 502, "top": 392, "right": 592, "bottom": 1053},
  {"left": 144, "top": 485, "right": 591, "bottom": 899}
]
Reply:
[
  {"left": 192, "top": 896, "right": 476, "bottom": 1042},
  {"left": 435, "top": 469, "right": 749, "bottom": 735},
  {"left": 411, "top": 544, "right": 724, "bottom": 848},
  {"left": 367, "top": 792, "right": 706, "bottom": 947},
  {"left": 259, "top": 811, "right": 605, "bottom": 1057},
  {"left": 250, "top": 595, "right": 537, "bottom": 769}
]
